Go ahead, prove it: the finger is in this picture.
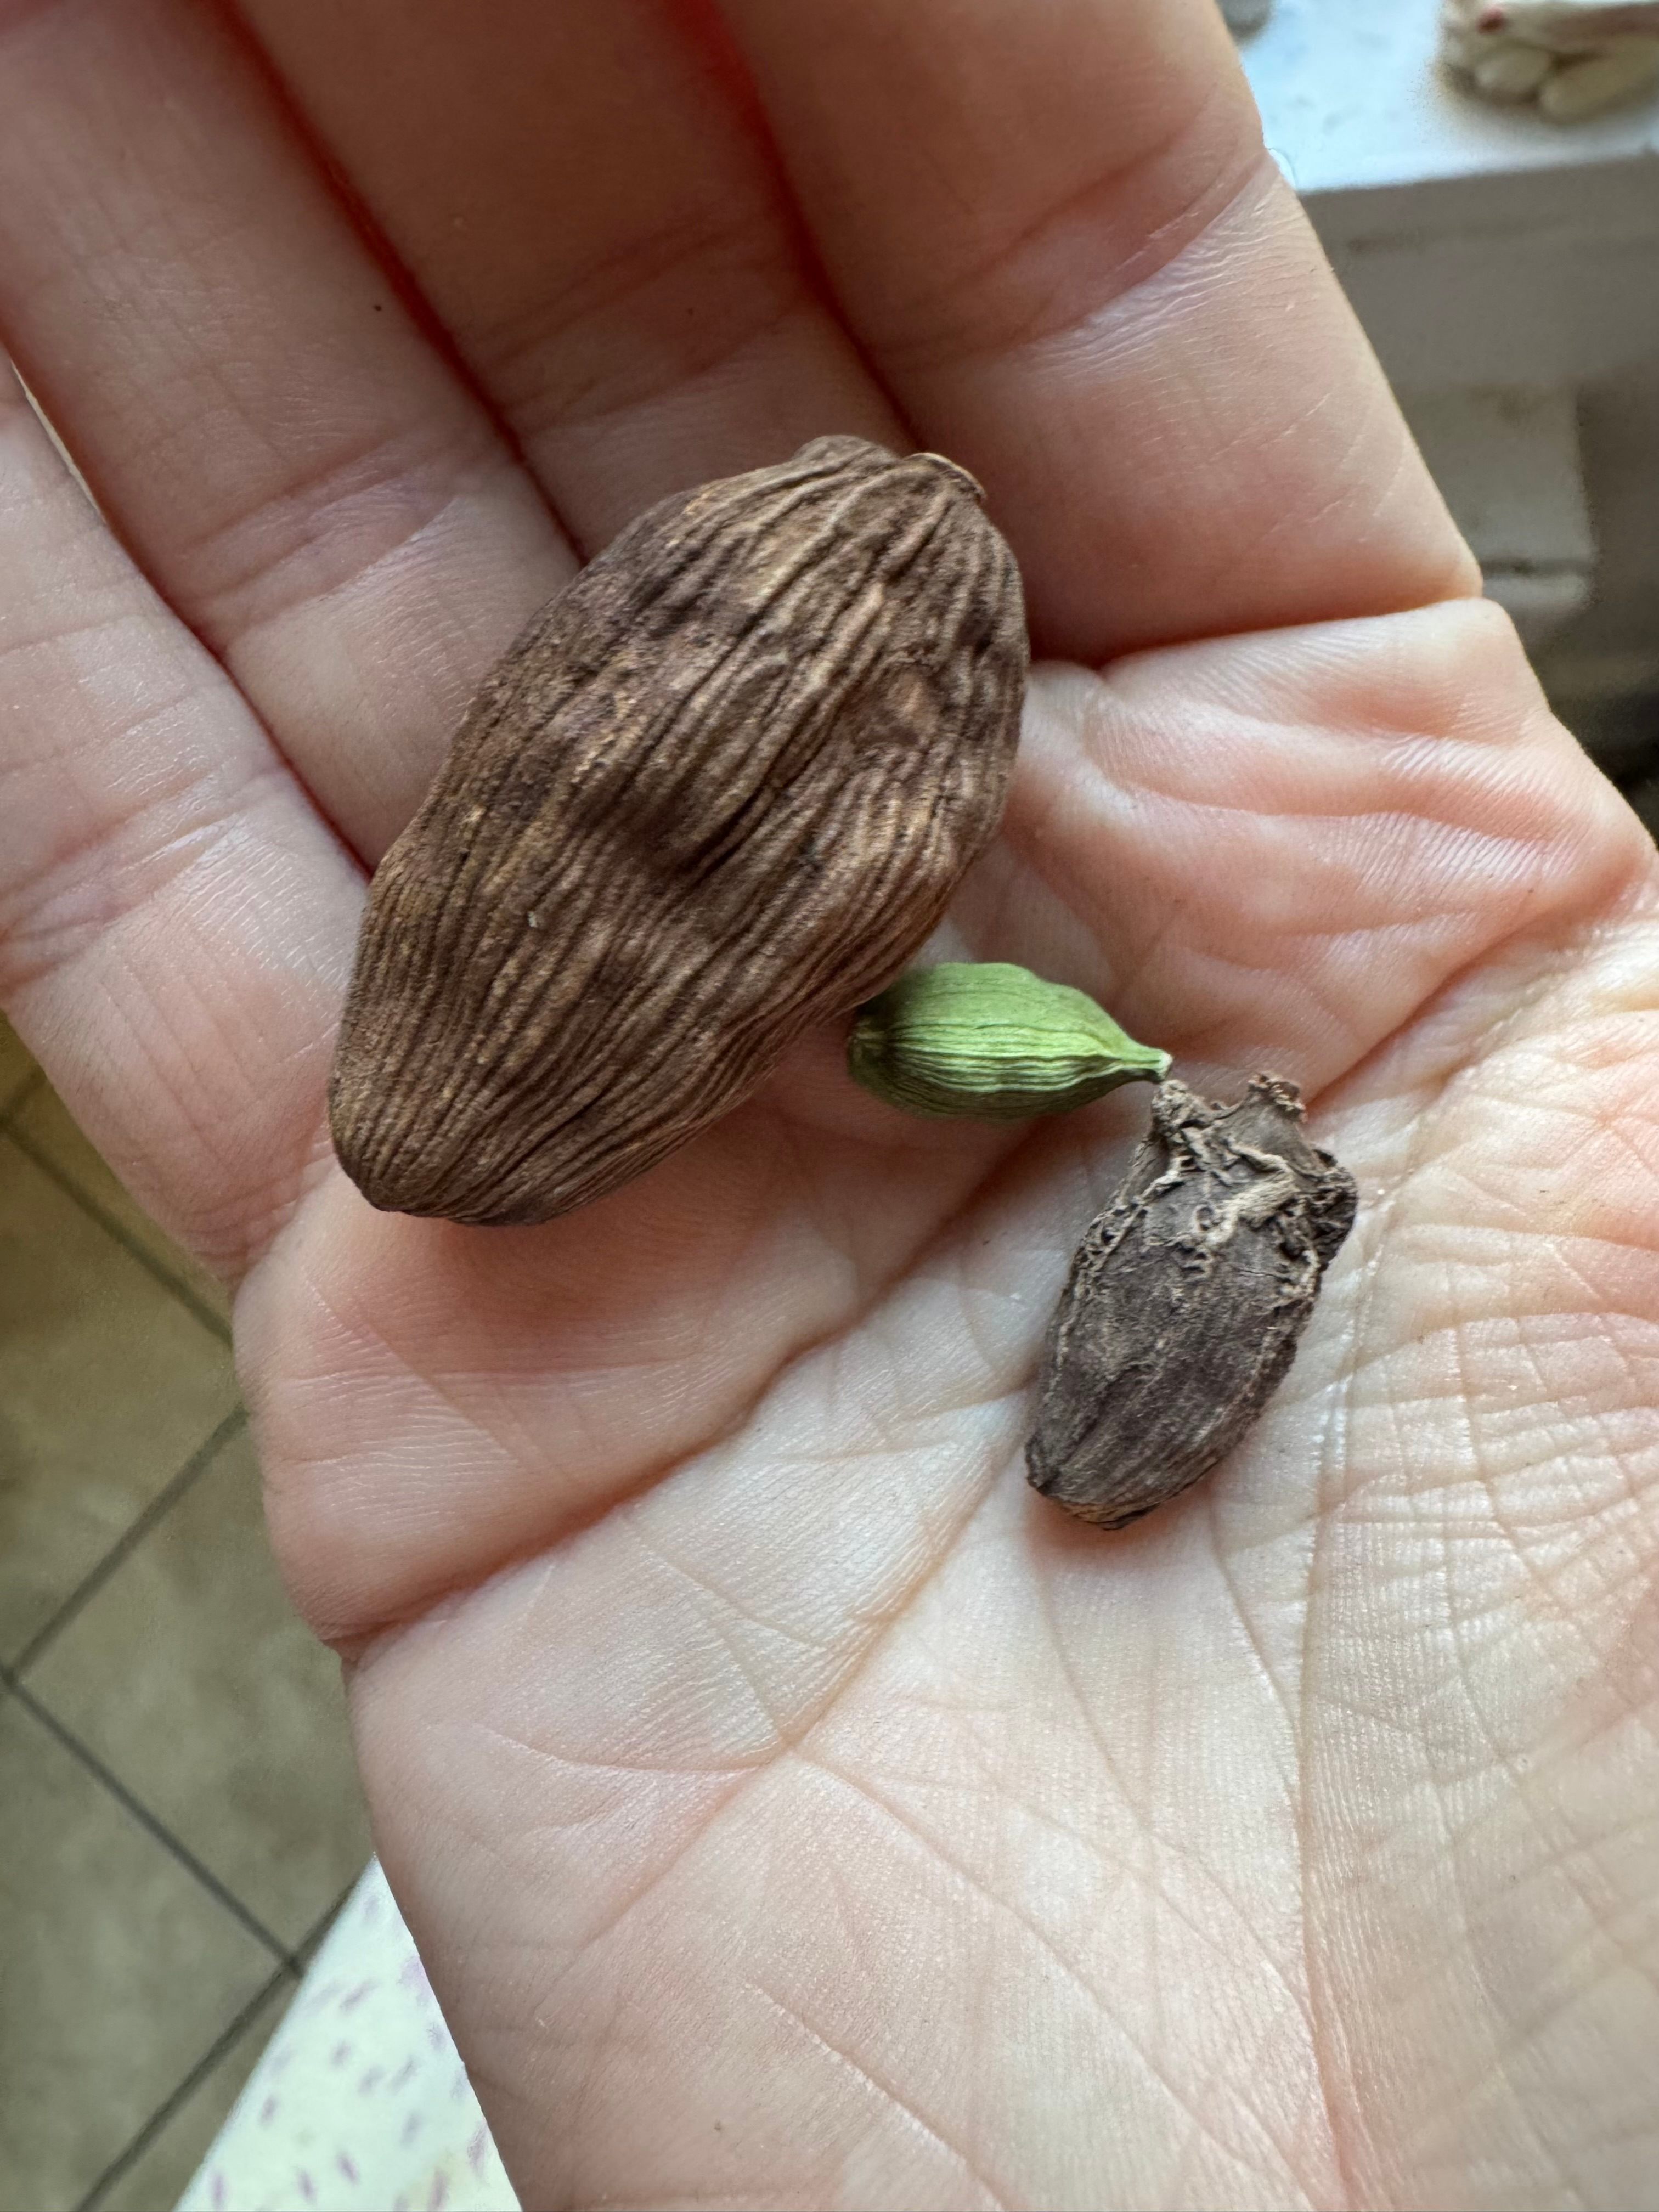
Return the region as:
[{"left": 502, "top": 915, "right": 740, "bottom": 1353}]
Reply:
[
  {"left": 232, "top": 0, "right": 905, "bottom": 552},
  {"left": 713, "top": 0, "right": 1480, "bottom": 658},
  {"left": 0, "top": 0, "right": 569, "bottom": 864},
  {"left": 959, "top": 605, "right": 1651, "bottom": 1090},
  {"left": 0, "top": 366, "right": 363, "bottom": 1276}
]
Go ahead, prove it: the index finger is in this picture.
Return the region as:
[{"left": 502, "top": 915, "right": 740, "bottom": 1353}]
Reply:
[{"left": 713, "top": 0, "right": 1480, "bottom": 658}]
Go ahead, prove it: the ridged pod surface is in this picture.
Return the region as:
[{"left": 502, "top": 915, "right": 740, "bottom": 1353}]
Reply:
[
  {"left": 848, "top": 963, "right": 1170, "bottom": 1120},
  {"left": 330, "top": 436, "right": 1028, "bottom": 1225},
  {"left": 1026, "top": 1077, "right": 1358, "bottom": 1528}
]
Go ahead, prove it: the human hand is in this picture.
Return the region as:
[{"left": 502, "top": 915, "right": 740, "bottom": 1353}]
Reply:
[{"left": 2, "top": 2, "right": 1654, "bottom": 2203}]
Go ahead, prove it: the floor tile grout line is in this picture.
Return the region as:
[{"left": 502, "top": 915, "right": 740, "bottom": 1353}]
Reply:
[
  {"left": 68, "top": 1874, "right": 368, "bottom": 2210},
  {"left": 2, "top": 1109, "right": 233, "bottom": 1344},
  {"left": 9, "top": 1408, "right": 249, "bottom": 1679},
  {"left": 0, "top": 1064, "right": 45, "bottom": 1132},
  {"left": 2, "top": 1047, "right": 371, "bottom": 2200},
  {"left": 74, "top": 1956, "right": 301, "bottom": 2212},
  {"left": 5, "top": 1675, "right": 295, "bottom": 1966},
  {"left": 297, "top": 1864, "right": 369, "bottom": 1960}
]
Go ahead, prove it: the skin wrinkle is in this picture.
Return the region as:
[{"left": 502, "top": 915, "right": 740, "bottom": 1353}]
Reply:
[
  {"left": 261, "top": 1258, "right": 561, "bottom": 1487},
  {"left": 1292, "top": 1756, "right": 1366, "bottom": 2212},
  {"left": 353, "top": 1430, "right": 1014, "bottom": 1950},
  {"left": 16, "top": 304, "right": 438, "bottom": 591},
  {"left": 435, "top": 1769, "right": 759, "bottom": 2028},
  {"left": 1206, "top": 1501, "right": 1305, "bottom": 1741},
  {"left": 1465, "top": 1421, "right": 1651, "bottom": 1668},
  {"left": 1, "top": 792, "right": 334, "bottom": 1101},
  {"left": 1299, "top": 1057, "right": 1443, "bottom": 2199},
  {"left": 473, "top": 202, "right": 802, "bottom": 387},
  {"left": 992, "top": 783, "right": 1631, "bottom": 1076},
  {"left": 1325, "top": 967, "right": 1647, "bottom": 1257},
  {"left": 1, "top": 673, "right": 251, "bottom": 874},
  {"left": 861, "top": 98, "right": 1270, "bottom": 374},
  {"left": 1402, "top": 1779, "right": 1529, "bottom": 2166},
  {"left": 740, "top": 1978, "right": 1011, "bottom": 2211},
  {"left": 15, "top": 181, "right": 259, "bottom": 329},
  {"left": 795, "top": 1748, "right": 1316, "bottom": 2203},
  {"left": 276, "top": 1176, "right": 799, "bottom": 1429},
  {"left": 1528, "top": 1222, "right": 1659, "bottom": 1318},
  {"left": 848, "top": 1712, "right": 1281, "bottom": 1983},
  {"left": 467, "top": 1717, "right": 772, "bottom": 1789},
  {"left": 1, "top": 760, "right": 301, "bottom": 979},
  {"left": 581, "top": 1477, "right": 1009, "bottom": 1886},
  {"left": 1437, "top": 1543, "right": 1654, "bottom": 1998},
  {"left": 1476, "top": 1790, "right": 1659, "bottom": 1915},
  {"left": 1039, "top": 1757, "right": 1315, "bottom": 2064},
  {"left": 172, "top": 411, "right": 524, "bottom": 647},
  {"left": 230, "top": 465, "right": 523, "bottom": 664},
  {"left": 619, "top": 1513, "right": 850, "bottom": 1728},
  {"left": 1178, "top": 317, "right": 1347, "bottom": 483},
  {"left": 493, "top": 242, "right": 816, "bottom": 452},
  {"left": 1031, "top": 1568, "right": 1314, "bottom": 2040},
  {"left": 1488, "top": 1850, "right": 1659, "bottom": 2044},
  {"left": 1415, "top": 1781, "right": 1595, "bottom": 2205},
  {"left": 1246, "top": 414, "right": 1376, "bottom": 571},
  {"left": 0, "top": 588, "right": 172, "bottom": 675},
  {"left": 1062, "top": 640, "right": 1519, "bottom": 757},
  {"left": 1317, "top": 1346, "right": 1647, "bottom": 2201},
  {"left": 106, "top": 943, "right": 330, "bottom": 1159},
  {"left": 1160, "top": 2003, "right": 1328, "bottom": 2212},
  {"left": 768, "top": 1104, "right": 927, "bottom": 1286},
  {"left": 1032, "top": 780, "right": 1592, "bottom": 885}
]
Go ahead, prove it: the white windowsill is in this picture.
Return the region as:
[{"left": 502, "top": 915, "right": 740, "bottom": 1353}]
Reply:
[
  {"left": 1236, "top": 2, "right": 1659, "bottom": 696},
  {"left": 1234, "top": 1, "right": 1659, "bottom": 390},
  {"left": 1238, "top": 0, "right": 1659, "bottom": 195}
]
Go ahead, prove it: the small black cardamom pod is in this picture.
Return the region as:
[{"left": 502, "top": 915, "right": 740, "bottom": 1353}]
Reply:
[{"left": 1026, "top": 1074, "right": 1358, "bottom": 1527}]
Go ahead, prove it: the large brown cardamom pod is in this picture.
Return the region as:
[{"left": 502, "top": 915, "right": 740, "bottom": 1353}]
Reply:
[
  {"left": 1026, "top": 1076, "right": 1358, "bottom": 1527},
  {"left": 330, "top": 436, "right": 1027, "bottom": 1226}
]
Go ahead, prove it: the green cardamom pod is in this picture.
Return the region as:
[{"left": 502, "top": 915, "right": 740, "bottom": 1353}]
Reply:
[{"left": 848, "top": 962, "right": 1171, "bottom": 1122}]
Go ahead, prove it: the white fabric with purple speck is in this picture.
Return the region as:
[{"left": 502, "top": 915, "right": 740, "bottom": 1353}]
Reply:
[{"left": 177, "top": 1861, "right": 521, "bottom": 2212}]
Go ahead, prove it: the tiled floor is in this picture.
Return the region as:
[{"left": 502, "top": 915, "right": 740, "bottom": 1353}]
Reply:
[{"left": 0, "top": 1017, "right": 373, "bottom": 2212}]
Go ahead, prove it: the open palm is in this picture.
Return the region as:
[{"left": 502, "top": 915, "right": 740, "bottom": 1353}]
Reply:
[{"left": 3, "top": 2, "right": 1656, "bottom": 2204}]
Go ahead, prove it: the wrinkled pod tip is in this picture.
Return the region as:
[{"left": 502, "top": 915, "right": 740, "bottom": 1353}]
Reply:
[
  {"left": 910, "top": 451, "right": 987, "bottom": 505},
  {"left": 1248, "top": 1071, "right": 1306, "bottom": 1115},
  {"left": 1147, "top": 1069, "right": 1306, "bottom": 1132}
]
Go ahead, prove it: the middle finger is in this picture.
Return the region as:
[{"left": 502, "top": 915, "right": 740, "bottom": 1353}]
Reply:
[{"left": 233, "top": 0, "right": 904, "bottom": 550}]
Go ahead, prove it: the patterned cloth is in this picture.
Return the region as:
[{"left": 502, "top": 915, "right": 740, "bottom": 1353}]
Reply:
[{"left": 178, "top": 1863, "right": 520, "bottom": 2212}]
